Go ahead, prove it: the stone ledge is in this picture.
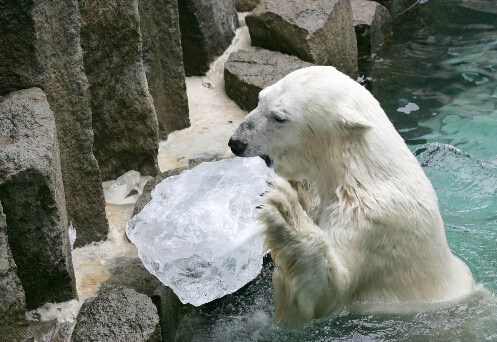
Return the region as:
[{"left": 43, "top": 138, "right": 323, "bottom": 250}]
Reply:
[
  {"left": 246, "top": 0, "right": 358, "bottom": 77},
  {"left": 224, "top": 48, "right": 313, "bottom": 111}
]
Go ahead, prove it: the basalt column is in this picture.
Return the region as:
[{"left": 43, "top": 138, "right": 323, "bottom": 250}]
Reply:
[
  {"left": 0, "top": 0, "right": 109, "bottom": 247},
  {"left": 79, "top": 0, "right": 160, "bottom": 181},
  {"left": 139, "top": 0, "right": 190, "bottom": 137},
  {"left": 0, "top": 88, "right": 77, "bottom": 309}
]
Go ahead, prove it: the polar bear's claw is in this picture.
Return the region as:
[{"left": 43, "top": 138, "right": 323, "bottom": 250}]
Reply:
[
  {"left": 258, "top": 178, "right": 302, "bottom": 258},
  {"left": 262, "top": 178, "right": 302, "bottom": 226}
]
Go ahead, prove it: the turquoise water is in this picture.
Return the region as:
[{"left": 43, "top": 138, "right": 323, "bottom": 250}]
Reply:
[
  {"left": 176, "top": 1, "right": 497, "bottom": 340},
  {"left": 371, "top": 0, "right": 497, "bottom": 158},
  {"left": 415, "top": 144, "right": 497, "bottom": 292}
]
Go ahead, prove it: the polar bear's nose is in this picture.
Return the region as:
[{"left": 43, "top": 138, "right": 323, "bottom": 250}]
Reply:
[{"left": 228, "top": 138, "right": 248, "bottom": 156}]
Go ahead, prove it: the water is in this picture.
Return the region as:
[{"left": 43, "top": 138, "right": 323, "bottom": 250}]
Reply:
[
  {"left": 157, "top": 13, "right": 252, "bottom": 172},
  {"left": 415, "top": 143, "right": 497, "bottom": 291},
  {"left": 175, "top": 1, "right": 497, "bottom": 340},
  {"left": 371, "top": 0, "right": 497, "bottom": 158}
]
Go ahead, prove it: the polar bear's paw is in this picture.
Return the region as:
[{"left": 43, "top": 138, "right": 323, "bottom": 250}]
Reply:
[
  {"left": 258, "top": 178, "right": 335, "bottom": 327},
  {"left": 259, "top": 177, "right": 302, "bottom": 229},
  {"left": 257, "top": 178, "right": 309, "bottom": 260},
  {"left": 257, "top": 178, "right": 299, "bottom": 269}
]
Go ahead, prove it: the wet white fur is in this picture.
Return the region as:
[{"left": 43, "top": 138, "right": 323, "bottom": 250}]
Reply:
[{"left": 230, "top": 66, "right": 475, "bottom": 327}]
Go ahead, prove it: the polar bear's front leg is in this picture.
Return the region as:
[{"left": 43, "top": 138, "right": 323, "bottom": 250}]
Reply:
[{"left": 258, "top": 178, "right": 350, "bottom": 328}]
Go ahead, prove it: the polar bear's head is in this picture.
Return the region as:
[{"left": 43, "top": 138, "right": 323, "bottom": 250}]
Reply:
[{"left": 229, "top": 66, "right": 378, "bottom": 180}]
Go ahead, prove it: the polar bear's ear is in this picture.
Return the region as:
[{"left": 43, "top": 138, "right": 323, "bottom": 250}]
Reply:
[{"left": 340, "top": 114, "right": 372, "bottom": 135}]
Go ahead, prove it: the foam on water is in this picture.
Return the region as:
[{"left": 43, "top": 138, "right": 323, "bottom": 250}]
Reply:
[
  {"left": 27, "top": 201, "right": 138, "bottom": 336},
  {"left": 158, "top": 13, "right": 253, "bottom": 171}
]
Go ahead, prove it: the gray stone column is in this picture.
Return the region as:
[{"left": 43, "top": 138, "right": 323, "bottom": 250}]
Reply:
[
  {"left": 0, "top": 201, "right": 31, "bottom": 341},
  {"left": 79, "top": 0, "right": 160, "bottom": 181},
  {"left": 246, "top": 0, "right": 359, "bottom": 78},
  {"left": 352, "top": 0, "right": 392, "bottom": 58},
  {"left": 0, "top": 0, "right": 109, "bottom": 247},
  {"left": 224, "top": 49, "right": 313, "bottom": 111},
  {"left": 139, "top": 0, "right": 190, "bottom": 138},
  {"left": 0, "top": 88, "right": 77, "bottom": 309},
  {"left": 178, "top": 0, "right": 239, "bottom": 76}
]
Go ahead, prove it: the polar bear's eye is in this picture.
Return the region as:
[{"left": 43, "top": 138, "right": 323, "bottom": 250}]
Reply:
[{"left": 272, "top": 115, "right": 288, "bottom": 123}]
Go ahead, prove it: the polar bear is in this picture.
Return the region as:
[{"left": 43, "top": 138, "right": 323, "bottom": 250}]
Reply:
[{"left": 228, "top": 66, "right": 475, "bottom": 327}]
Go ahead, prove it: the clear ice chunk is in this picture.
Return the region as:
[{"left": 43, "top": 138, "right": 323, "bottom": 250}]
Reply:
[
  {"left": 126, "top": 157, "right": 276, "bottom": 306},
  {"left": 103, "top": 170, "right": 152, "bottom": 205}
]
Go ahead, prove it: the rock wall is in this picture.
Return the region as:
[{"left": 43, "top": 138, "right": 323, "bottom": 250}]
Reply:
[
  {"left": 178, "top": 0, "right": 239, "bottom": 75},
  {"left": 71, "top": 287, "right": 162, "bottom": 342},
  {"left": 246, "top": 0, "right": 358, "bottom": 77},
  {"left": 0, "top": 201, "right": 31, "bottom": 341},
  {"left": 79, "top": 0, "right": 160, "bottom": 181},
  {"left": 236, "top": 0, "right": 261, "bottom": 12},
  {"left": 0, "top": 0, "right": 109, "bottom": 247},
  {"left": 0, "top": 88, "right": 77, "bottom": 309},
  {"left": 139, "top": 0, "right": 190, "bottom": 137},
  {"left": 225, "top": 0, "right": 396, "bottom": 107},
  {"left": 352, "top": 0, "right": 392, "bottom": 58},
  {"left": 224, "top": 49, "right": 313, "bottom": 111}
]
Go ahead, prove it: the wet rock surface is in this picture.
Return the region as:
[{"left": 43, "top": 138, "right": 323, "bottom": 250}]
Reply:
[
  {"left": 98, "top": 257, "right": 192, "bottom": 341},
  {"left": 71, "top": 287, "right": 161, "bottom": 342},
  {"left": 28, "top": 319, "right": 73, "bottom": 342},
  {"left": 0, "top": 201, "right": 31, "bottom": 341},
  {"left": 98, "top": 257, "right": 164, "bottom": 298},
  {"left": 0, "top": 0, "right": 109, "bottom": 247},
  {"left": 224, "top": 48, "right": 313, "bottom": 111},
  {"left": 246, "top": 0, "right": 358, "bottom": 77},
  {"left": 139, "top": 0, "right": 191, "bottom": 137},
  {"left": 236, "top": 0, "right": 261, "bottom": 12},
  {"left": 153, "top": 286, "right": 193, "bottom": 342},
  {"left": 352, "top": 0, "right": 391, "bottom": 58},
  {"left": 0, "top": 88, "right": 77, "bottom": 309},
  {"left": 178, "top": 0, "right": 239, "bottom": 76},
  {"left": 79, "top": 0, "right": 160, "bottom": 181},
  {"left": 371, "top": 0, "right": 418, "bottom": 17}
]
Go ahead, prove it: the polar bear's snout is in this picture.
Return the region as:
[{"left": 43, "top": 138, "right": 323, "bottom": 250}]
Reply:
[
  {"left": 228, "top": 107, "right": 275, "bottom": 167},
  {"left": 229, "top": 133, "right": 273, "bottom": 166},
  {"left": 228, "top": 137, "right": 247, "bottom": 156}
]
